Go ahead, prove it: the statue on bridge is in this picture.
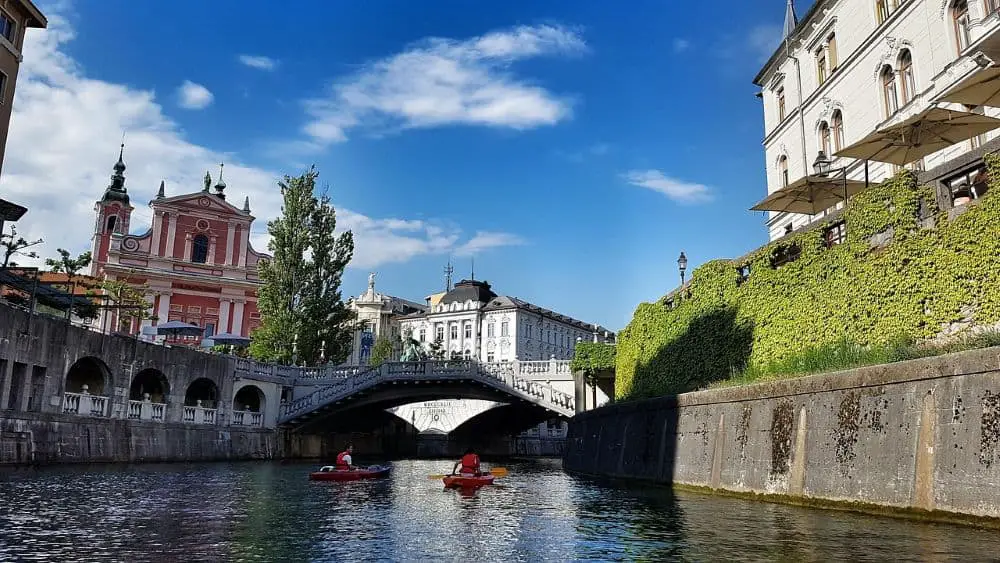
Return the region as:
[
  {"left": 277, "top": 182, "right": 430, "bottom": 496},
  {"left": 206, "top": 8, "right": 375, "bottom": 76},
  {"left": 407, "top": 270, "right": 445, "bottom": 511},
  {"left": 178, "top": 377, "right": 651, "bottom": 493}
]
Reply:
[{"left": 399, "top": 329, "right": 427, "bottom": 362}]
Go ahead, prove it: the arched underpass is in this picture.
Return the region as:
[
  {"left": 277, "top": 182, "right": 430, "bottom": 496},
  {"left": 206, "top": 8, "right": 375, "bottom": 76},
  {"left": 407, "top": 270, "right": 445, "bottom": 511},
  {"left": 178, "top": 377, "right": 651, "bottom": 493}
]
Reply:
[{"left": 283, "top": 383, "right": 568, "bottom": 459}]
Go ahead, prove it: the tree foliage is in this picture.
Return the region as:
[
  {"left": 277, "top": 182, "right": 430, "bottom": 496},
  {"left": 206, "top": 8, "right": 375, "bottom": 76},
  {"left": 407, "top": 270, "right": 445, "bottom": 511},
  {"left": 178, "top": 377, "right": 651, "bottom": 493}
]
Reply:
[
  {"left": 1, "top": 224, "right": 43, "bottom": 268},
  {"left": 100, "top": 277, "right": 155, "bottom": 332},
  {"left": 251, "top": 167, "right": 356, "bottom": 366},
  {"left": 45, "top": 248, "right": 92, "bottom": 276},
  {"left": 570, "top": 342, "right": 616, "bottom": 375},
  {"left": 427, "top": 336, "right": 446, "bottom": 360},
  {"left": 368, "top": 336, "right": 394, "bottom": 367},
  {"left": 616, "top": 164, "right": 1000, "bottom": 401}
]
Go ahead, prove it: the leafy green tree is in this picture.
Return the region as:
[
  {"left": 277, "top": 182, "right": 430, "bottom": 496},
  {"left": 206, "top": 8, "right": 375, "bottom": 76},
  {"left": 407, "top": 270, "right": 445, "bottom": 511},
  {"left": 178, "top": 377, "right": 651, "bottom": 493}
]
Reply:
[
  {"left": 251, "top": 167, "right": 356, "bottom": 366},
  {"left": 368, "top": 336, "right": 394, "bottom": 367},
  {"left": 1, "top": 224, "right": 42, "bottom": 268},
  {"left": 45, "top": 249, "right": 92, "bottom": 276},
  {"left": 100, "top": 277, "right": 155, "bottom": 332},
  {"left": 428, "top": 336, "right": 445, "bottom": 360}
]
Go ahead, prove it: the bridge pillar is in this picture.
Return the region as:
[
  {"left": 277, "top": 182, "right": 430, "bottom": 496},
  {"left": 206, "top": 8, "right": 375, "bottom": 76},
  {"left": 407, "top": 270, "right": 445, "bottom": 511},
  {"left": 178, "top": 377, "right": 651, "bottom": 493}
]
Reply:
[{"left": 573, "top": 370, "right": 587, "bottom": 414}]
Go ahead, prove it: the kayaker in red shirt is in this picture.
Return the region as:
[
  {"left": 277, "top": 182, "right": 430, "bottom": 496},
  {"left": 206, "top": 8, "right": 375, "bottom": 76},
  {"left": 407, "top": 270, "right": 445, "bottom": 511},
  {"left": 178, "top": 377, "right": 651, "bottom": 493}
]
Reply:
[
  {"left": 452, "top": 447, "right": 481, "bottom": 476},
  {"left": 335, "top": 444, "right": 354, "bottom": 471}
]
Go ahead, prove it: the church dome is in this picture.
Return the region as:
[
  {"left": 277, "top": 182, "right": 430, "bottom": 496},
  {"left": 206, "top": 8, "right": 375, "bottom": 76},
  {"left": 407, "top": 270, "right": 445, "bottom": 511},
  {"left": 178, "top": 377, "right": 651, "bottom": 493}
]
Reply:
[{"left": 439, "top": 279, "right": 496, "bottom": 305}]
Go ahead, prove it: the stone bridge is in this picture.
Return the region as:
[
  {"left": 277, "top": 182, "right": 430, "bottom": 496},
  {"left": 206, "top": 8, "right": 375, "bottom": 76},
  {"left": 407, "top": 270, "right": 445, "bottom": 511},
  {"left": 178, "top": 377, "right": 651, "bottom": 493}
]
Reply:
[{"left": 234, "top": 358, "right": 577, "bottom": 429}]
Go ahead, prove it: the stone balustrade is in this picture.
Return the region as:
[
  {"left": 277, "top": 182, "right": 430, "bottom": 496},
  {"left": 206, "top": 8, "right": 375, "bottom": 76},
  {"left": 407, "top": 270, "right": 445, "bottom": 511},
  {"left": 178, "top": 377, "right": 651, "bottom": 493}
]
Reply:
[
  {"left": 62, "top": 391, "right": 109, "bottom": 417},
  {"left": 126, "top": 396, "right": 166, "bottom": 421},
  {"left": 231, "top": 410, "right": 264, "bottom": 427},
  {"left": 182, "top": 405, "right": 217, "bottom": 425}
]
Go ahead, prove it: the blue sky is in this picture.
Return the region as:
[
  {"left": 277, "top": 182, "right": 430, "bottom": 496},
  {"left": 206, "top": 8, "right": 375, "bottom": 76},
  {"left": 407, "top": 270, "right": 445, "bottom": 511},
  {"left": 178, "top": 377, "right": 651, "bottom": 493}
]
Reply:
[{"left": 3, "top": 0, "right": 799, "bottom": 330}]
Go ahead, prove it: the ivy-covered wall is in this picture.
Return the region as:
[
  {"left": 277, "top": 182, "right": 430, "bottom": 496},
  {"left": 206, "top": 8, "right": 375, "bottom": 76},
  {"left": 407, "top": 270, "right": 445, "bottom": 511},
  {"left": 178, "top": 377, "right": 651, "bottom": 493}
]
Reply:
[
  {"left": 570, "top": 342, "right": 616, "bottom": 375},
  {"left": 617, "top": 157, "right": 1000, "bottom": 400}
]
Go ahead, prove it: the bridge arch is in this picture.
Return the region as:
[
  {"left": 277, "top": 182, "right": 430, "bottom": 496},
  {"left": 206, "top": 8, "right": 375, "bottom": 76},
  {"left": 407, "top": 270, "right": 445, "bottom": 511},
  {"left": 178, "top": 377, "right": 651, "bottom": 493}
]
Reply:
[
  {"left": 65, "top": 356, "right": 112, "bottom": 395},
  {"left": 130, "top": 368, "right": 169, "bottom": 403},
  {"left": 184, "top": 377, "right": 220, "bottom": 408},
  {"left": 233, "top": 383, "right": 265, "bottom": 413},
  {"left": 449, "top": 402, "right": 563, "bottom": 439}
]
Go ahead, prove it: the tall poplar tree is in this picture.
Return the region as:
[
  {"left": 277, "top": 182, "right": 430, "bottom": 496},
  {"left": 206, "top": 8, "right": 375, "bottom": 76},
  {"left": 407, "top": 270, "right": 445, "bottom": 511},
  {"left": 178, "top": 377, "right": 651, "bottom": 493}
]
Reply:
[{"left": 250, "top": 167, "right": 356, "bottom": 366}]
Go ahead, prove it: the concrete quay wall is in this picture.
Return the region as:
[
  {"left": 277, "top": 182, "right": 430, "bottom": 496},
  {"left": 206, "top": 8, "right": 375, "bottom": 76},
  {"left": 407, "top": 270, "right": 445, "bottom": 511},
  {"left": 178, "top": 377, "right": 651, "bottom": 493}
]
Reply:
[{"left": 564, "top": 346, "right": 1000, "bottom": 522}]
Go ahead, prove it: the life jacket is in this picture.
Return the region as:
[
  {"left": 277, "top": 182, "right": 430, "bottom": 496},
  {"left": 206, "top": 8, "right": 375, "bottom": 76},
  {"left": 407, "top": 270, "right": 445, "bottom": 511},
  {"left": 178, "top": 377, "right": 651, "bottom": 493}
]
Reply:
[
  {"left": 335, "top": 450, "right": 351, "bottom": 470},
  {"left": 460, "top": 453, "right": 480, "bottom": 474}
]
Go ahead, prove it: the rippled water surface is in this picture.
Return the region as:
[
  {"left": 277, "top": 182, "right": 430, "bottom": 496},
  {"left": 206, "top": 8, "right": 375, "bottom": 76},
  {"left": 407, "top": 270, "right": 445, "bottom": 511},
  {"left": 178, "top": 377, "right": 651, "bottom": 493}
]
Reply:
[{"left": 1, "top": 459, "right": 998, "bottom": 561}]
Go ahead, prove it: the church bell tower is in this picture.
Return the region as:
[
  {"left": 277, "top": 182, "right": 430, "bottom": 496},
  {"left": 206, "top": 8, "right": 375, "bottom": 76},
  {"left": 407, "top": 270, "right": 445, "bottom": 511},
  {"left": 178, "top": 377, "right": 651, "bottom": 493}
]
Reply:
[{"left": 91, "top": 143, "right": 134, "bottom": 276}]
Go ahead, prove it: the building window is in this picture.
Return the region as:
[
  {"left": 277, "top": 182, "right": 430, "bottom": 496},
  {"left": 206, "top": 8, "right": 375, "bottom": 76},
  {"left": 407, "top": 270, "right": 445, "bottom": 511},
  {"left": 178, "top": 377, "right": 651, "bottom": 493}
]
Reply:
[
  {"left": 463, "top": 349, "right": 471, "bottom": 360},
  {"left": 435, "top": 323, "right": 444, "bottom": 341},
  {"left": 831, "top": 110, "right": 845, "bottom": 151},
  {"left": 770, "top": 244, "right": 802, "bottom": 268},
  {"left": 778, "top": 155, "right": 789, "bottom": 188},
  {"left": 898, "top": 50, "right": 915, "bottom": 105},
  {"left": 881, "top": 65, "right": 898, "bottom": 116},
  {"left": 0, "top": 72, "right": 7, "bottom": 105},
  {"left": 191, "top": 234, "right": 209, "bottom": 263},
  {"left": 876, "top": 0, "right": 899, "bottom": 24},
  {"left": 487, "top": 352, "right": 494, "bottom": 363},
  {"left": 205, "top": 323, "right": 216, "bottom": 337},
  {"left": 487, "top": 323, "right": 495, "bottom": 337},
  {"left": 464, "top": 322, "right": 472, "bottom": 339},
  {"left": 419, "top": 328, "right": 426, "bottom": 342},
  {"left": 106, "top": 215, "right": 118, "bottom": 233},
  {"left": 449, "top": 323, "right": 458, "bottom": 340},
  {"left": 946, "top": 166, "right": 990, "bottom": 206},
  {"left": 824, "top": 222, "right": 847, "bottom": 248},
  {"left": 827, "top": 33, "right": 838, "bottom": 71},
  {"left": 819, "top": 122, "right": 832, "bottom": 155},
  {"left": 736, "top": 264, "right": 751, "bottom": 285},
  {"left": 501, "top": 321, "right": 509, "bottom": 337},
  {"left": 988, "top": 0, "right": 1000, "bottom": 16},
  {"left": 777, "top": 87, "right": 786, "bottom": 121},
  {"left": 0, "top": 11, "right": 15, "bottom": 43},
  {"left": 954, "top": 0, "right": 971, "bottom": 53},
  {"left": 816, "top": 48, "right": 828, "bottom": 85}
]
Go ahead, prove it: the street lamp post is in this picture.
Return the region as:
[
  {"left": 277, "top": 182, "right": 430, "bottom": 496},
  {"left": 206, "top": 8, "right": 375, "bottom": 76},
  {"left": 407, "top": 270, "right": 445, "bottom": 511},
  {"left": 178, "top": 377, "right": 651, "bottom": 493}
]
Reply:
[
  {"left": 813, "top": 150, "right": 850, "bottom": 205},
  {"left": 677, "top": 252, "right": 688, "bottom": 285}
]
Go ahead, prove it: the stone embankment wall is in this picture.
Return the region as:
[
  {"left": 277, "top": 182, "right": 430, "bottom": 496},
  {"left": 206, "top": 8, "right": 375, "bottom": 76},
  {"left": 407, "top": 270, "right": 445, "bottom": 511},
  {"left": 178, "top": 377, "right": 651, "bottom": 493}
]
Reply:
[{"left": 565, "top": 347, "right": 1000, "bottom": 522}]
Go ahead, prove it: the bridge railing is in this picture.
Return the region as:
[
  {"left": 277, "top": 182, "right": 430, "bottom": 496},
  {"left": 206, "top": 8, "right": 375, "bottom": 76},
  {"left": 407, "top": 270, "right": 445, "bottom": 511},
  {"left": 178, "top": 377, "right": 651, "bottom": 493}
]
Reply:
[
  {"left": 278, "top": 359, "right": 575, "bottom": 422},
  {"left": 235, "top": 356, "right": 573, "bottom": 383}
]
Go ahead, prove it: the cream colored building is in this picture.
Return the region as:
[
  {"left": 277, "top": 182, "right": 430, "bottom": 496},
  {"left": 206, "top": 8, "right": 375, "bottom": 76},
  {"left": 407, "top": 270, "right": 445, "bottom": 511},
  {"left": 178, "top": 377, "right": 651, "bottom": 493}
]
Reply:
[{"left": 756, "top": 0, "right": 1000, "bottom": 240}]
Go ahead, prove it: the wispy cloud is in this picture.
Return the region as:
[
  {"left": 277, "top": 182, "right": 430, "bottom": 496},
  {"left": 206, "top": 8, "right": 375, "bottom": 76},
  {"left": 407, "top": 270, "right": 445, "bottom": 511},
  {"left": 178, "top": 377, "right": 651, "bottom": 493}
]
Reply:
[
  {"left": 239, "top": 54, "right": 277, "bottom": 71},
  {"left": 622, "top": 169, "right": 713, "bottom": 204},
  {"left": 672, "top": 38, "right": 691, "bottom": 53},
  {"left": 747, "top": 24, "right": 782, "bottom": 63},
  {"left": 177, "top": 80, "right": 213, "bottom": 109},
  {"left": 3, "top": 13, "right": 524, "bottom": 271},
  {"left": 454, "top": 232, "right": 526, "bottom": 256},
  {"left": 299, "top": 24, "right": 587, "bottom": 145},
  {"left": 559, "top": 142, "right": 610, "bottom": 163}
]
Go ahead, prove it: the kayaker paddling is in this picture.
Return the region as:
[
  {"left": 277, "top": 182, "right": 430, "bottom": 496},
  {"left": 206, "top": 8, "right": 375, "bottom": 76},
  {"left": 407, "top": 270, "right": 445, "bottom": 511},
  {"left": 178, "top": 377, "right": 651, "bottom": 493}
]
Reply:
[
  {"left": 335, "top": 444, "right": 355, "bottom": 471},
  {"left": 452, "top": 447, "right": 482, "bottom": 477}
]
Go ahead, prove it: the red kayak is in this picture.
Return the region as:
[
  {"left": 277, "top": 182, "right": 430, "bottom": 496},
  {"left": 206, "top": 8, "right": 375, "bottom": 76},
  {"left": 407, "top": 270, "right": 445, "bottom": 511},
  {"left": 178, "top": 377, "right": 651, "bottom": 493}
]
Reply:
[
  {"left": 309, "top": 465, "right": 391, "bottom": 481},
  {"left": 443, "top": 473, "right": 495, "bottom": 488}
]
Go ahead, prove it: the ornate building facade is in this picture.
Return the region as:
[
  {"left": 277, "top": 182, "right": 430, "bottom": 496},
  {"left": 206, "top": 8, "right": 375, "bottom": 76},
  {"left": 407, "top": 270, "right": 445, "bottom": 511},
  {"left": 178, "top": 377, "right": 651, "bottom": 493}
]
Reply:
[
  {"left": 398, "top": 279, "right": 615, "bottom": 362},
  {"left": 90, "top": 151, "right": 269, "bottom": 344},
  {"left": 345, "top": 273, "right": 427, "bottom": 365},
  {"left": 756, "top": 0, "right": 1000, "bottom": 240}
]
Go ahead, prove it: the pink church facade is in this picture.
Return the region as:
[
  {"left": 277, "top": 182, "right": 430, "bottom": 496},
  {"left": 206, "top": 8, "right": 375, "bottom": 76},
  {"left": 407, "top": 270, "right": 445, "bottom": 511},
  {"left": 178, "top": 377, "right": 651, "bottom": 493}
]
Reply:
[{"left": 90, "top": 150, "right": 269, "bottom": 345}]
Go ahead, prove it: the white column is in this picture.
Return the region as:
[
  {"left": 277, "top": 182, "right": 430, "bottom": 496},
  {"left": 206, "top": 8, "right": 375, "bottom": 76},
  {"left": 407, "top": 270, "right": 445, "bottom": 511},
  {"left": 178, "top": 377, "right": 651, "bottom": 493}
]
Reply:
[
  {"left": 219, "top": 300, "right": 232, "bottom": 334},
  {"left": 231, "top": 301, "right": 245, "bottom": 335},
  {"left": 157, "top": 293, "right": 171, "bottom": 324},
  {"left": 140, "top": 294, "right": 155, "bottom": 331},
  {"left": 238, "top": 224, "right": 248, "bottom": 267},
  {"left": 225, "top": 222, "right": 235, "bottom": 266},
  {"left": 207, "top": 235, "right": 217, "bottom": 265},
  {"left": 150, "top": 211, "right": 162, "bottom": 256},
  {"left": 165, "top": 214, "right": 177, "bottom": 258},
  {"left": 183, "top": 233, "right": 193, "bottom": 262}
]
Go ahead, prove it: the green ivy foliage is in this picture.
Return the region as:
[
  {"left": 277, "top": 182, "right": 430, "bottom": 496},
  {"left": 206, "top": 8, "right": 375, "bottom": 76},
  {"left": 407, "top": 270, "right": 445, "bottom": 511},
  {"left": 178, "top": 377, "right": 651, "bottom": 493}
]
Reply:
[
  {"left": 617, "top": 161, "right": 1000, "bottom": 401},
  {"left": 570, "top": 342, "right": 616, "bottom": 374}
]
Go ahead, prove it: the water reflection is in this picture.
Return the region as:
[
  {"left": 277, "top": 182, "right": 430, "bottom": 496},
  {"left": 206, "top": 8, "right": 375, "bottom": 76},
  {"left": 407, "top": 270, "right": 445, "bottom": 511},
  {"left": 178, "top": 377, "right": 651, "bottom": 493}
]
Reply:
[{"left": 0, "top": 460, "right": 999, "bottom": 561}]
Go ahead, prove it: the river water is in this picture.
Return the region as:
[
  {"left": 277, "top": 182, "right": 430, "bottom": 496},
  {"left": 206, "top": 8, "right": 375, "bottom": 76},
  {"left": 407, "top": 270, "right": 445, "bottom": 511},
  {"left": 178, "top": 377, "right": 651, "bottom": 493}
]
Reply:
[{"left": 1, "top": 458, "right": 998, "bottom": 562}]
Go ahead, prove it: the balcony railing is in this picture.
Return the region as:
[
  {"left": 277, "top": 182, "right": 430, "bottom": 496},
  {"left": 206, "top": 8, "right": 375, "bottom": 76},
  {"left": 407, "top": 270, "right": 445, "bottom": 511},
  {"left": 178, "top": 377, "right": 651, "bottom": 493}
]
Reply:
[
  {"left": 182, "top": 405, "right": 217, "bottom": 425},
  {"left": 231, "top": 410, "right": 264, "bottom": 427},
  {"left": 126, "top": 399, "right": 166, "bottom": 421},
  {"left": 62, "top": 392, "right": 109, "bottom": 417}
]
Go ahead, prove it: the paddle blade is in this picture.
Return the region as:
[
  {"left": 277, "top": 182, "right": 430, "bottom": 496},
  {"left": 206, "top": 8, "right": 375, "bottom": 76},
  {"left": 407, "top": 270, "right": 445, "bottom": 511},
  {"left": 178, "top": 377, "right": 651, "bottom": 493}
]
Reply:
[
  {"left": 490, "top": 467, "right": 508, "bottom": 477},
  {"left": 428, "top": 474, "right": 447, "bottom": 479}
]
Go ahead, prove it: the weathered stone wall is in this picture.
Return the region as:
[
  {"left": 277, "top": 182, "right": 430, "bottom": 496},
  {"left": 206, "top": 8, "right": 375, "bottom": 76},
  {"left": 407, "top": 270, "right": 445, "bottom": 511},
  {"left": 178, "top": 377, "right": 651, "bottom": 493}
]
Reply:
[{"left": 565, "top": 346, "right": 1000, "bottom": 521}]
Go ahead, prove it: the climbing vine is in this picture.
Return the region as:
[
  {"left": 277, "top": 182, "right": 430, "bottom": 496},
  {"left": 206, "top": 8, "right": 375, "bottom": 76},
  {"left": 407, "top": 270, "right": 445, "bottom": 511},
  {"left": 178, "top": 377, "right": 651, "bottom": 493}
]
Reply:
[
  {"left": 617, "top": 161, "right": 1000, "bottom": 401},
  {"left": 570, "top": 342, "right": 616, "bottom": 374}
]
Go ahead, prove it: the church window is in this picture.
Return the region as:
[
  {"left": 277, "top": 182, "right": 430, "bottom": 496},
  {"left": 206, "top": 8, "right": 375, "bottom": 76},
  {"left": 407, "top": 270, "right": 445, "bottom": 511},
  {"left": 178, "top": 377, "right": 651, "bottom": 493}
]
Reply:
[
  {"left": 192, "top": 234, "right": 209, "bottom": 264},
  {"left": 106, "top": 215, "right": 118, "bottom": 233}
]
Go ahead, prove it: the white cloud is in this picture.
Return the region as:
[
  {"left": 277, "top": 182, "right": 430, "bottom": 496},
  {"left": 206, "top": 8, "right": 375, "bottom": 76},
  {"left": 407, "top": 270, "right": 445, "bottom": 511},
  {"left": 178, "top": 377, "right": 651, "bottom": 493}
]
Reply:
[
  {"left": 177, "top": 80, "right": 213, "bottom": 109},
  {"left": 238, "top": 54, "right": 277, "bottom": 71},
  {"left": 454, "top": 232, "right": 526, "bottom": 256},
  {"left": 300, "top": 24, "right": 586, "bottom": 145},
  {"left": 622, "top": 170, "right": 713, "bottom": 204},
  {"left": 1, "top": 13, "right": 522, "bottom": 271},
  {"left": 672, "top": 38, "right": 691, "bottom": 53}
]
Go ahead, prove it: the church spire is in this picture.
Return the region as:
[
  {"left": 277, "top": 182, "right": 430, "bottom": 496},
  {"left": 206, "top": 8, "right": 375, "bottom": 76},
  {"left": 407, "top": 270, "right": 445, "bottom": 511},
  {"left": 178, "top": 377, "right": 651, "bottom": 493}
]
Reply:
[
  {"left": 444, "top": 259, "right": 454, "bottom": 291},
  {"left": 156, "top": 180, "right": 165, "bottom": 199},
  {"left": 214, "top": 162, "right": 226, "bottom": 200},
  {"left": 243, "top": 195, "right": 251, "bottom": 213},
  {"left": 101, "top": 142, "right": 130, "bottom": 205},
  {"left": 783, "top": 0, "right": 798, "bottom": 40}
]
